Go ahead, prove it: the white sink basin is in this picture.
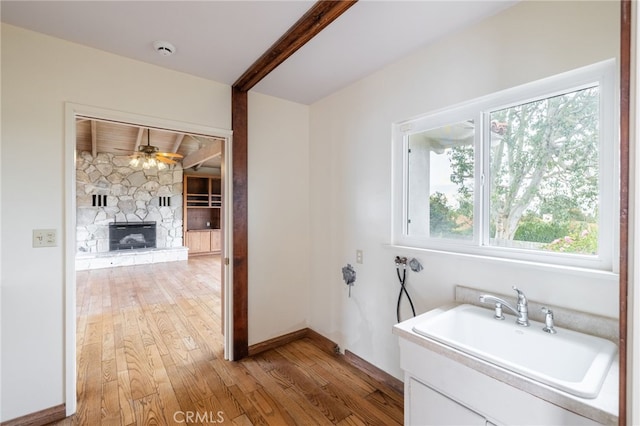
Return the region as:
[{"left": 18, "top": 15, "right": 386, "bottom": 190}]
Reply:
[{"left": 412, "top": 304, "right": 617, "bottom": 398}]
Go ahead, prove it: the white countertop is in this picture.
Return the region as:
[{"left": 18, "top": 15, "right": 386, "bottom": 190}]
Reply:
[{"left": 393, "top": 304, "right": 618, "bottom": 425}]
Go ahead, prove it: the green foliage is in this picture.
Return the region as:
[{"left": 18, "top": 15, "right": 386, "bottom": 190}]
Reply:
[
  {"left": 514, "top": 216, "right": 571, "bottom": 244},
  {"left": 429, "top": 192, "right": 473, "bottom": 239},
  {"left": 539, "top": 195, "right": 589, "bottom": 222},
  {"left": 429, "top": 192, "right": 455, "bottom": 236},
  {"left": 448, "top": 145, "right": 474, "bottom": 190},
  {"left": 543, "top": 224, "right": 598, "bottom": 255},
  {"left": 512, "top": 215, "right": 597, "bottom": 254},
  {"left": 448, "top": 86, "right": 600, "bottom": 247}
]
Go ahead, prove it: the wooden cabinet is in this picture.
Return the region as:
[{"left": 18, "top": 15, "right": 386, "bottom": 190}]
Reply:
[
  {"left": 210, "top": 229, "right": 221, "bottom": 252},
  {"left": 185, "top": 175, "right": 221, "bottom": 210},
  {"left": 183, "top": 175, "right": 222, "bottom": 256},
  {"left": 184, "top": 230, "right": 211, "bottom": 254}
]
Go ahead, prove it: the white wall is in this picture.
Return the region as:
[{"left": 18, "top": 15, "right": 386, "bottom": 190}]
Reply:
[
  {"left": 247, "top": 92, "right": 310, "bottom": 344},
  {"left": 0, "top": 24, "right": 221, "bottom": 421},
  {"left": 308, "top": 0, "right": 620, "bottom": 382},
  {"left": 0, "top": 23, "right": 312, "bottom": 421}
]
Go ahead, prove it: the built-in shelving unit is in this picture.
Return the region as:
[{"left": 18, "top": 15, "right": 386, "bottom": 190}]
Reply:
[{"left": 183, "top": 174, "right": 222, "bottom": 255}]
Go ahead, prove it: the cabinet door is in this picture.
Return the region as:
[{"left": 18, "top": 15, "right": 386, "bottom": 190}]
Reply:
[
  {"left": 210, "top": 229, "right": 221, "bottom": 252},
  {"left": 408, "top": 378, "right": 486, "bottom": 426},
  {"left": 186, "top": 231, "right": 211, "bottom": 254}
]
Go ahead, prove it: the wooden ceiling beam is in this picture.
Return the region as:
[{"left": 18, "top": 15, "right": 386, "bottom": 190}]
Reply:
[
  {"left": 90, "top": 120, "right": 97, "bottom": 158},
  {"left": 233, "top": 0, "right": 358, "bottom": 91},
  {"left": 134, "top": 127, "right": 144, "bottom": 151},
  {"left": 182, "top": 141, "right": 222, "bottom": 169},
  {"left": 171, "top": 134, "right": 185, "bottom": 153}
]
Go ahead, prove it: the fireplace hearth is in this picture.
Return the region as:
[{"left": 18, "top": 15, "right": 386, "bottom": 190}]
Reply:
[{"left": 109, "top": 222, "right": 157, "bottom": 251}]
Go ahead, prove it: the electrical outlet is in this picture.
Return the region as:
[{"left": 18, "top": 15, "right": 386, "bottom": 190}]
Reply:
[
  {"left": 33, "top": 229, "right": 57, "bottom": 248},
  {"left": 356, "top": 249, "right": 363, "bottom": 264}
]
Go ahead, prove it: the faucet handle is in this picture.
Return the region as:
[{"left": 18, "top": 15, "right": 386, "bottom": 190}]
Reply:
[
  {"left": 512, "top": 285, "right": 527, "bottom": 303},
  {"left": 493, "top": 303, "right": 505, "bottom": 320},
  {"left": 541, "top": 307, "right": 557, "bottom": 334}
]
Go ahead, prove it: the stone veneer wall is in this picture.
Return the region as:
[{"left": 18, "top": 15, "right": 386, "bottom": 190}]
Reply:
[{"left": 76, "top": 151, "right": 183, "bottom": 253}]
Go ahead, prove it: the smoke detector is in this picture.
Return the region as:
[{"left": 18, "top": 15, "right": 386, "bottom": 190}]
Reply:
[{"left": 153, "top": 40, "right": 176, "bottom": 57}]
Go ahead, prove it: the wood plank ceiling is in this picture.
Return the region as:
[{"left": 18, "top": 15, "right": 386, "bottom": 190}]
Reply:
[{"left": 76, "top": 118, "right": 224, "bottom": 170}]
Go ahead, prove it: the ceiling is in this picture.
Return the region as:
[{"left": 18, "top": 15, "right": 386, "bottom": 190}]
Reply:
[
  {"left": 2, "top": 0, "right": 518, "bottom": 170},
  {"left": 76, "top": 118, "right": 224, "bottom": 170},
  {"left": 0, "top": 0, "right": 518, "bottom": 105}
]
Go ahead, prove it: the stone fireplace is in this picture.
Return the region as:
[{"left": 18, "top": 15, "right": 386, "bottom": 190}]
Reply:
[{"left": 75, "top": 151, "right": 187, "bottom": 269}]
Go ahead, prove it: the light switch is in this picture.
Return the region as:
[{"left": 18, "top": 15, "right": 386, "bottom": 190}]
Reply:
[
  {"left": 33, "top": 229, "right": 57, "bottom": 247},
  {"left": 356, "top": 249, "right": 363, "bottom": 264}
]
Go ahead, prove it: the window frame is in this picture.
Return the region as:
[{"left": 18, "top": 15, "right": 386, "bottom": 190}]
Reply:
[{"left": 392, "top": 60, "right": 618, "bottom": 272}]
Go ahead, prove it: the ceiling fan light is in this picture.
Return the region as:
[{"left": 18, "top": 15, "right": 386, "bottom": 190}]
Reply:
[
  {"left": 128, "top": 129, "right": 179, "bottom": 170},
  {"left": 143, "top": 157, "right": 156, "bottom": 169}
]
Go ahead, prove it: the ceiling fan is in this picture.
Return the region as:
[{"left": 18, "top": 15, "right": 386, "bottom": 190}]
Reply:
[{"left": 130, "top": 129, "right": 183, "bottom": 169}]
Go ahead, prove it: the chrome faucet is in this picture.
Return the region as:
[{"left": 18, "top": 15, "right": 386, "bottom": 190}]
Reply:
[{"left": 479, "top": 285, "right": 530, "bottom": 327}]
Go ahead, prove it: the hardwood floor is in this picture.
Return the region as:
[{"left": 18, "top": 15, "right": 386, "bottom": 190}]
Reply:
[{"left": 52, "top": 256, "right": 403, "bottom": 425}]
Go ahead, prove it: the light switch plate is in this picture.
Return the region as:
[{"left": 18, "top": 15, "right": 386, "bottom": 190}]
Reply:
[
  {"left": 356, "top": 249, "right": 363, "bottom": 264},
  {"left": 33, "top": 229, "right": 57, "bottom": 247}
]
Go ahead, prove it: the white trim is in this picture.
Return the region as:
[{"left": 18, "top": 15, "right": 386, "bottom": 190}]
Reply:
[
  {"left": 64, "top": 105, "right": 77, "bottom": 416},
  {"left": 64, "top": 102, "right": 233, "bottom": 415},
  {"left": 480, "top": 111, "right": 490, "bottom": 248},
  {"left": 222, "top": 134, "right": 234, "bottom": 361},
  {"left": 392, "top": 59, "right": 618, "bottom": 272}
]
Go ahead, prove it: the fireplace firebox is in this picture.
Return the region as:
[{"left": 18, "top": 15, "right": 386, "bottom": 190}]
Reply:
[{"left": 109, "top": 222, "right": 157, "bottom": 251}]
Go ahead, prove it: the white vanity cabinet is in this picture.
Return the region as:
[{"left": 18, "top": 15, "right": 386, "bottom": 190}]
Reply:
[
  {"left": 408, "top": 377, "right": 490, "bottom": 425},
  {"left": 399, "top": 338, "right": 603, "bottom": 426}
]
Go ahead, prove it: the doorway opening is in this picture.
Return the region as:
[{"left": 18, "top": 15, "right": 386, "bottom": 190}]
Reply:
[{"left": 64, "top": 103, "right": 233, "bottom": 416}]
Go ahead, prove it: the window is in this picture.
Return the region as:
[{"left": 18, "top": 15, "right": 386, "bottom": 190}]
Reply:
[
  {"left": 407, "top": 119, "right": 476, "bottom": 241},
  {"left": 393, "top": 60, "right": 617, "bottom": 271}
]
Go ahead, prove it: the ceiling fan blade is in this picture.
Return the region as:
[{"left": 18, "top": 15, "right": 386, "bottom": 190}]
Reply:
[
  {"left": 157, "top": 152, "right": 183, "bottom": 159},
  {"left": 156, "top": 156, "right": 177, "bottom": 165}
]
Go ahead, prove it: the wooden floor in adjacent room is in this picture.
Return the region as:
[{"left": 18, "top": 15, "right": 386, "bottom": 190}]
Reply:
[{"left": 52, "top": 255, "right": 403, "bottom": 425}]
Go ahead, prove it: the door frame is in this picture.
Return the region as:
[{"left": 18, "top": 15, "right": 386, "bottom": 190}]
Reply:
[{"left": 63, "top": 102, "right": 233, "bottom": 415}]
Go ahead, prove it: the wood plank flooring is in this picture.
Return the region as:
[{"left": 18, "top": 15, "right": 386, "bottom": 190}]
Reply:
[{"left": 51, "top": 256, "right": 403, "bottom": 425}]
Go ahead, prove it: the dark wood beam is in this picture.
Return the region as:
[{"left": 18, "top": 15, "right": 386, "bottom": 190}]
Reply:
[
  {"left": 618, "top": 1, "right": 631, "bottom": 424},
  {"left": 231, "top": 87, "right": 249, "bottom": 360},
  {"left": 230, "top": 0, "right": 357, "bottom": 360},
  {"left": 233, "top": 0, "right": 358, "bottom": 91}
]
